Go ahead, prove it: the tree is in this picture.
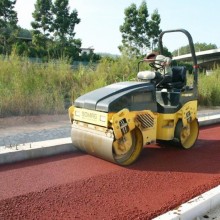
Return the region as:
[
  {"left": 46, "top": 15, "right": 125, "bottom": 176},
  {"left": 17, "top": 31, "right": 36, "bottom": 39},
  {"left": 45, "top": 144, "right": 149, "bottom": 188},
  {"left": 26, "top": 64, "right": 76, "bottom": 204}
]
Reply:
[
  {"left": 12, "top": 27, "right": 33, "bottom": 56},
  {"left": 30, "top": 0, "right": 82, "bottom": 61},
  {"left": 0, "top": 0, "right": 18, "bottom": 54},
  {"left": 52, "top": 0, "right": 81, "bottom": 59},
  {"left": 17, "top": 27, "right": 32, "bottom": 39},
  {"left": 148, "top": 9, "right": 162, "bottom": 50},
  {"left": 31, "top": 0, "right": 53, "bottom": 48},
  {"left": 119, "top": 1, "right": 161, "bottom": 56},
  {"left": 53, "top": 0, "right": 80, "bottom": 41}
]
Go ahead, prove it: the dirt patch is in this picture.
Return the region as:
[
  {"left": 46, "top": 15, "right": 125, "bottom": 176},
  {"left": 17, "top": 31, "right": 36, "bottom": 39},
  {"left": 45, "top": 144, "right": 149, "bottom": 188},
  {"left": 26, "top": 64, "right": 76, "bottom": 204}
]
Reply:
[
  {"left": 0, "top": 114, "right": 70, "bottom": 139},
  {"left": 0, "top": 114, "right": 68, "bottom": 128}
]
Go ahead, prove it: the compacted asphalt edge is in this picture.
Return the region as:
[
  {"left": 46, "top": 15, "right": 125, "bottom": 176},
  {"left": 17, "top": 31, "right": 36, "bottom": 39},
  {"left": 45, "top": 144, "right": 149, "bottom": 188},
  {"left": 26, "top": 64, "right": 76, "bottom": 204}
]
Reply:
[{"left": 0, "top": 113, "right": 220, "bottom": 219}]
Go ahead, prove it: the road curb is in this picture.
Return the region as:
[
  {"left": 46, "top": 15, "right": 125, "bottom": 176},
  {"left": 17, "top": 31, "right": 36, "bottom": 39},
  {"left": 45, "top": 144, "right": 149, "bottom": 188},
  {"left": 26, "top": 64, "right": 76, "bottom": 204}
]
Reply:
[
  {"left": 153, "top": 185, "right": 220, "bottom": 220},
  {"left": 0, "top": 138, "right": 75, "bottom": 165},
  {"left": 198, "top": 114, "right": 220, "bottom": 126}
]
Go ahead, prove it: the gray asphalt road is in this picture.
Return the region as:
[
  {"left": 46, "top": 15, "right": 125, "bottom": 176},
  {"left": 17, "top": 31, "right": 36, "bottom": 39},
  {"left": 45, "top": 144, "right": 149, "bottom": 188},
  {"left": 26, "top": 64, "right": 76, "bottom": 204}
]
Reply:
[
  {"left": 0, "top": 126, "right": 70, "bottom": 147},
  {"left": 0, "top": 114, "right": 70, "bottom": 148}
]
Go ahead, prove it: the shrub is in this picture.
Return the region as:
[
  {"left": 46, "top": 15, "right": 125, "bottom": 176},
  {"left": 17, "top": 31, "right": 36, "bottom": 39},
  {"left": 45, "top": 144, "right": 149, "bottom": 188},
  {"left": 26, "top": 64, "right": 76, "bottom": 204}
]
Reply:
[
  {"left": 0, "top": 55, "right": 73, "bottom": 116},
  {"left": 198, "top": 69, "right": 220, "bottom": 106},
  {"left": 0, "top": 54, "right": 219, "bottom": 117}
]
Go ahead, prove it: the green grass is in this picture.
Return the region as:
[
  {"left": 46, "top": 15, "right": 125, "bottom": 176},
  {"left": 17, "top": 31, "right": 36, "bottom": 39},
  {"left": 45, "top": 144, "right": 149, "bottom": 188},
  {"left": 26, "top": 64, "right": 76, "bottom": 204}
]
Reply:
[
  {"left": 0, "top": 55, "right": 138, "bottom": 117},
  {"left": 70, "top": 56, "right": 138, "bottom": 100},
  {"left": 198, "top": 69, "right": 220, "bottom": 106},
  {"left": 0, "top": 54, "right": 220, "bottom": 117},
  {"left": 0, "top": 55, "right": 72, "bottom": 116}
]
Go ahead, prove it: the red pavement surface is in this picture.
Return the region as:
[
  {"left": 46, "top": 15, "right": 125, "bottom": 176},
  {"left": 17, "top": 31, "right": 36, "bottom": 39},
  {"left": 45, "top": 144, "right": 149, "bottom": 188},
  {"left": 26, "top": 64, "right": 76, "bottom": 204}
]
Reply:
[{"left": 0, "top": 124, "right": 220, "bottom": 220}]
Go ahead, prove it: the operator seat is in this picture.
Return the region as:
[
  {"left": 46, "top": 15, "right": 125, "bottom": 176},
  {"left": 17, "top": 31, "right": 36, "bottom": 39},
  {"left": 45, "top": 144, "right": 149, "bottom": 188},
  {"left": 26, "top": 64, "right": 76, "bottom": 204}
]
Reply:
[{"left": 163, "top": 66, "right": 186, "bottom": 89}]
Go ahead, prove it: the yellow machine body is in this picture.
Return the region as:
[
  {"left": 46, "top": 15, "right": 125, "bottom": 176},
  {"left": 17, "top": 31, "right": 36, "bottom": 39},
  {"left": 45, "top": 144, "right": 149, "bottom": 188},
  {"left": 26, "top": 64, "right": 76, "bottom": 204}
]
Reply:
[
  {"left": 156, "top": 100, "right": 197, "bottom": 140},
  {"left": 68, "top": 100, "right": 198, "bottom": 165},
  {"left": 68, "top": 29, "right": 199, "bottom": 165}
]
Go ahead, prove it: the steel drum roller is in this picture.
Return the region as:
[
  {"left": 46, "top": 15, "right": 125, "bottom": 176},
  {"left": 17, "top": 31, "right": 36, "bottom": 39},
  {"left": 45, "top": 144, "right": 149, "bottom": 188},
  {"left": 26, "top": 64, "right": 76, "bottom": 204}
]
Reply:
[{"left": 71, "top": 123, "right": 115, "bottom": 163}]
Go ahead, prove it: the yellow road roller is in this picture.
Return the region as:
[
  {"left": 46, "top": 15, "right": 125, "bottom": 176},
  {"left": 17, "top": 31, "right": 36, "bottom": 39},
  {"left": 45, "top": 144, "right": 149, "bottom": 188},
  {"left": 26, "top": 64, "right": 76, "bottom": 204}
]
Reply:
[{"left": 68, "top": 29, "right": 199, "bottom": 166}]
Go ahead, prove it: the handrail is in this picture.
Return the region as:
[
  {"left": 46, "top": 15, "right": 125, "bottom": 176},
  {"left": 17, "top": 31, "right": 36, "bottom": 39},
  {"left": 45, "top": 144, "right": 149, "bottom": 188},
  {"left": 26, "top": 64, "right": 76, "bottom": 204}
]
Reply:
[{"left": 158, "top": 29, "right": 198, "bottom": 93}]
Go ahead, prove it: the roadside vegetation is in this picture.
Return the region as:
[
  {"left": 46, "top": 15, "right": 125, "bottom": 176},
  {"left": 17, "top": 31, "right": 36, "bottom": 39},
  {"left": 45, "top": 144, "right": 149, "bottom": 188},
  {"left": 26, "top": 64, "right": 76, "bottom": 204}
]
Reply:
[
  {"left": 1, "top": 1, "right": 219, "bottom": 117},
  {"left": 198, "top": 68, "right": 220, "bottom": 106},
  {"left": 0, "top": 54, "right": 137, "bottom": 117},
  {"left": 0, "top": 54, "right": 220, "bottom": 117}
]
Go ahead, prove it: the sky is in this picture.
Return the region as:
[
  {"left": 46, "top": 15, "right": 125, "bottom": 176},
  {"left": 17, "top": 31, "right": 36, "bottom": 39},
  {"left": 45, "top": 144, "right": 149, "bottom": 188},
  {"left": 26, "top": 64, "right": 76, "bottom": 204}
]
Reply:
[{"left": 15, "top": 0, "right": 220, "bottom": 55}]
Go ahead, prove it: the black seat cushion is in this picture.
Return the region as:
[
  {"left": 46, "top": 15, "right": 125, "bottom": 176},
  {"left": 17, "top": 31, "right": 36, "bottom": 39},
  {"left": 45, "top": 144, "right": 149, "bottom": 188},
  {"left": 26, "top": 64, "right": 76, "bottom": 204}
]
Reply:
[{"left": 165, "top": 66, "right": 186, "bottom": 89}]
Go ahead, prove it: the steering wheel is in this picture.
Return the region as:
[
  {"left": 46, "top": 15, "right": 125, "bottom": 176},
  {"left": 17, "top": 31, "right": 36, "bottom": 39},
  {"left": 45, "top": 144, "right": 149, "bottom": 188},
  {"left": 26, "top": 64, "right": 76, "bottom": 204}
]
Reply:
[
  {"left": 147, "top": 60, "right": 166, "bottom": 87},
  {"left": 149, "top": 62, "right": 164, "bottom": 71},
  {"left": 143, "top": 58, "right": 165, "bottom": 71}
]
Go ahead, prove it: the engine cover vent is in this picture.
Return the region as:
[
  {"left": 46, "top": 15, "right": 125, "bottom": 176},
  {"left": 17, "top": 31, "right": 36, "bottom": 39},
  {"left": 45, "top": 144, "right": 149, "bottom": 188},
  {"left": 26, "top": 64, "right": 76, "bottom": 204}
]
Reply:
[{"left": 136, "top": 113, "right": 154, "bottom": 129}]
